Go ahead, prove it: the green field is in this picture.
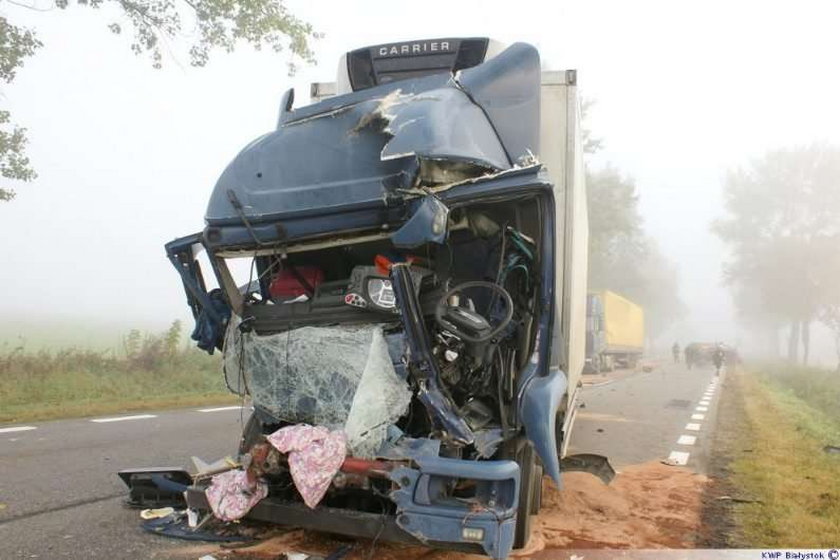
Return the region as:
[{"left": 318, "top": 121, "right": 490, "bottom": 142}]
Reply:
[
  {"left": 0, "top": 321, "right": 236, "bottom": 423},
  {"left": 724, "top": 365, "right": 840, "bottom": 546}
]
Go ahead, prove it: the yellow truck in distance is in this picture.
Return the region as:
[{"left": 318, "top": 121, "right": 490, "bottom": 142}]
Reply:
[{"left": 585, "top": 290, "right": 645, "bottom": 372}]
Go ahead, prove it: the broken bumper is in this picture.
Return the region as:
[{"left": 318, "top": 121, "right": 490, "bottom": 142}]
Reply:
[{"left": 186, "top": 456, "right": 520, "bottom": 559}]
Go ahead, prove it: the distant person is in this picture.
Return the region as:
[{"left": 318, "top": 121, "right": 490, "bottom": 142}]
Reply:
[
  {"left": 712, "top": 343, "right": 725, "bottom": 376},
  {"left": 672, "top": 342, "right": 681, "bottom": 363},
  {"left": 685, "top": 345, "right": 694, "bottom": 370}
]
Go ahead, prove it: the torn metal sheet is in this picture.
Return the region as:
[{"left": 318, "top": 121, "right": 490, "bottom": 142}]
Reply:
[
  {"left": 224, "top": 320, "right": 411, "bottom": 457},
  {"left": 373, "top": 88, "right": 508, "bottom": 171}
]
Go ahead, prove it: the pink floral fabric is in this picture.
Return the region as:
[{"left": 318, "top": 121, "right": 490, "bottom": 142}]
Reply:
[
  {"left": 205, "top": 469, "right": 268, "bottom": 522},
  {"left": 267, "top": 424, "right": 347, "bottom": 509}
]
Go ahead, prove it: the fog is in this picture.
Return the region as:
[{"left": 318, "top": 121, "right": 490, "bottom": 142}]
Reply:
[{"left": 1, "top": 0, "right": 839, "bottom": 361}]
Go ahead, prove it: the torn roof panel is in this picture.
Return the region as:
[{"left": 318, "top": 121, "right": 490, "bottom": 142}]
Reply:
[
  {"left": 205, "top": 43, "right": 540, "bottom": 227},
  {"left": 378, "top": 88, "right": 509, "bottom": 170}
]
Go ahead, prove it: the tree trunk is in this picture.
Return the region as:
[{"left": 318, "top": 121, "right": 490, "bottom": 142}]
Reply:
[
  {"left": 787, "top": 320, "right": 800, "bottom": 363},
  {"left": 801, "top": 320, "right": 810, "bottom": 366}
]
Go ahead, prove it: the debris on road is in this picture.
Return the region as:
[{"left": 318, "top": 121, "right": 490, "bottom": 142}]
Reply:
[
  {"left": 531, "top": 461, "right": 708, "bottom": 549},
  {"left": 140, "top": 507, "right": 176, "bottom": 520},
  {"left": 715, "top": 495, "right": 763, "bottom": 504},
  {"left": 118, "top": 467, "right": 191, "bottom": 508},
  {"left": 142, "top": 512, "right": 254, "bottom": 543},
  {"left": 173, "top": 461, "right": 707, "bottom": 558}
]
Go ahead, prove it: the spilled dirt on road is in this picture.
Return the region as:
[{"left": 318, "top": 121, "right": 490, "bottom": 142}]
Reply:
[
  {"left": 168, "top": 461, "right": 707, "bottom": 559},
  {"left": 531, "top": 461, "right": 708, "bottom": 550}
]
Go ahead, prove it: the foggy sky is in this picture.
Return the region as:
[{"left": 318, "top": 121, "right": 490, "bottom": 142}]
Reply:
[{"left": 2, "top": 0, "right": 839, "bottom": 357}]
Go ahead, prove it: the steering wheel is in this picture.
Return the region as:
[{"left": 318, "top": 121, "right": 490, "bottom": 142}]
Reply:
[{"left": 434, "top": 281, "right": 514, "bottom": 344}]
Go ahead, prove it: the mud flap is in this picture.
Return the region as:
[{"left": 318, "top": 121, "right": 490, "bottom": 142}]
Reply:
[{"left": 560, "top": 453, "right": 615, "bottom": 485}]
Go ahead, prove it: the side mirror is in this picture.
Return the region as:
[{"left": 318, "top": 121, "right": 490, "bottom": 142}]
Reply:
[{"left": 391, "top": 195, "right": 449, "bottom": 249}]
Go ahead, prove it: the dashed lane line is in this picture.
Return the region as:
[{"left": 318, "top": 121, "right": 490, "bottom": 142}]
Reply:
[
  {"left": 668, "top": 451, "right": 690, "bottom": 465},
  {"left": 90, "top": 414, "right": 157, "bottom": 423},
  {"left": 677, "top": 435, "right": 697, "bottom": 445},
  {"left": 197, "top": 406, "right": 244, "bottom": 413},
  {"left": 0, "top": 426, "right": 37, "bottom": 434},
  {"left": 666, "top": 375, "right": 718, "bottom": 467}
]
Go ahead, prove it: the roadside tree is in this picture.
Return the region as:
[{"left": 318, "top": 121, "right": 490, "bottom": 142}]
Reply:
[
  {"left": 0, "top": 0, "right": 318, "bottom": 201},
  {"left": 713, "top": 144, "right": 840, "bottom": 364},
  {"left": 586, "top": 164, "right": 686, "bottom": 340}
]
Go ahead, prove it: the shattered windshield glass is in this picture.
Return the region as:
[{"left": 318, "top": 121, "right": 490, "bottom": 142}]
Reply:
[{"left": 224, "top": 319, "right": 411, "bottom": 457}]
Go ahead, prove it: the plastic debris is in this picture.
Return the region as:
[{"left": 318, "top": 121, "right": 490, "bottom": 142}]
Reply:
[
  {"left": 142, "top": 512, "right": 252, "bottom": 543},
  {"left": 140, "top": 507, "right": 175, "bottom": 520}
]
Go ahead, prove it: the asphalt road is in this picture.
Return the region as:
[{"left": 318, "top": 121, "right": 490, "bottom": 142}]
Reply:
[
  {"left": 0, "top": 405, "right": 249, "bottom": 559},
  {"left": 569, "top": 361, "right": 723, "bottom": 472},
  {"left": 0, "top": 362, "right": 723, "bottom": 559}
]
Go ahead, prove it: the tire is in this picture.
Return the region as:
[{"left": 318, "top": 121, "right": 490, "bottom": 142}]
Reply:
[
  {"left": 530, "top": 463, "right": 544, "bottom": 515},
  {"left": 513, "top": 439, "right": 536, "bottom": 549}
]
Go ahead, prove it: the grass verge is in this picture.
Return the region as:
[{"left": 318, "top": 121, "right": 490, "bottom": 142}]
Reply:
[
  {"left": 723, "top": 367, "right": 840, "bottom": 546},
  {"left": 0, "top": 321, "right": 238, "bottom": 424}
]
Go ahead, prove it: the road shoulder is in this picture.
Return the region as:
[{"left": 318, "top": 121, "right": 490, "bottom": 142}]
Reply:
[{"left": 704, "top": 366, "right": 840, "bottom": 547}]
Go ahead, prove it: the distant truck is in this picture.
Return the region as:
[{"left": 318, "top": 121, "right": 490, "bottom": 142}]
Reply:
[{"left": 585, "top": 291, "right": 645, "bottom": 372}]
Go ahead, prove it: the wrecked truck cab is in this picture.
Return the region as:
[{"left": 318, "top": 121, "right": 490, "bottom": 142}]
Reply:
[{"left": 165, "top": 38, "right": 594, "bottom": 559}]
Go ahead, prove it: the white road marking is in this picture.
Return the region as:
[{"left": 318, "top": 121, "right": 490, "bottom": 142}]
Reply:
[
  {"left": 691, "top": 413, "right": 705, "bottom": 420},
  {"left": 677, "top": 435, "right": 697, "bottom": 445},
  {"left": 90, "top": 414, "right": 157, "bottom": 423},
  {"left": 197, "top": 406, "right": 243, "bottom": 413},
  {"left": 696, "top": 406, "right": 708, "bottom": 412},
  {"left": 0, "top": 426, "right": 37, "bottom": 434},
  {"left": 699, "top": 400, "right": 710, "bottom": 406},
  {"left": 668, "top": 451, "right": 690, "bottom": 465},
  {"left": 686, "top": 423, "right": 702, "bottom": 431}
]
